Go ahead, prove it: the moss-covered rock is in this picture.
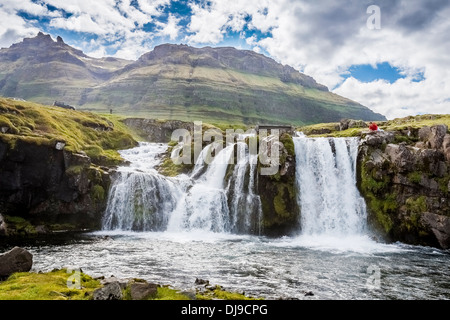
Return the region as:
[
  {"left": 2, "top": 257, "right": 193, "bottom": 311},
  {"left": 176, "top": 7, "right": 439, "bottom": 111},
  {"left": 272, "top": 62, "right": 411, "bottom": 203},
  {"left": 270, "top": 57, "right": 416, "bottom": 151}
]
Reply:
[
  {"left": 258, "top": 133, "right": 299, "bottom": 236},
  {"left": 357, "top": 126, "right": 450, "bottom": 248}
]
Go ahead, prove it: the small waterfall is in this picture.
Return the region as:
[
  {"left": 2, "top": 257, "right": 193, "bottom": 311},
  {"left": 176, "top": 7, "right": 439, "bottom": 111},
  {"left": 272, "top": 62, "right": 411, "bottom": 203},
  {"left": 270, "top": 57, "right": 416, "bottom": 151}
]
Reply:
[
  {"left": 226, "top": 142, "right": 262, "bottom": 234},
  {"left": 167, "top": 144, "right": 235, "bottom": 232},
  {"left": 102, "top": 143, "right": 185, "bottom": 231},
  {"left": 293, "top": 135, "right": 367, "bottom": 236}
]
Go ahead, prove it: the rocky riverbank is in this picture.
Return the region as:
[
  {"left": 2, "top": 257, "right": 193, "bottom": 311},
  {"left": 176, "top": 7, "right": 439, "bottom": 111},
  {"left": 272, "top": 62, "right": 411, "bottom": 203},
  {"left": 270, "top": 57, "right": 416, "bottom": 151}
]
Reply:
[{"left": 0, "top": 246, "right": 262, "bottom": 300}]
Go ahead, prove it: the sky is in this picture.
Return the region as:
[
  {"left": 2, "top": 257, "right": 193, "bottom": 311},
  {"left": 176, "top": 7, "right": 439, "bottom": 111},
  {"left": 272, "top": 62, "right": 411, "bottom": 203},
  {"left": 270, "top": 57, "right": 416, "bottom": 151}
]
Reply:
[{"left": 0, "top": 0, "right": 449, "bottom": 120}]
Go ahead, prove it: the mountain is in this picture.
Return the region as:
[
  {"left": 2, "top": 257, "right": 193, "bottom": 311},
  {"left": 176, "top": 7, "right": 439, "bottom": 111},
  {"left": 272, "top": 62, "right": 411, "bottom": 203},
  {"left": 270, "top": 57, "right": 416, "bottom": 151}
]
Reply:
[{"left": 0, "top": 33, "right": 386, "bottom": 126}]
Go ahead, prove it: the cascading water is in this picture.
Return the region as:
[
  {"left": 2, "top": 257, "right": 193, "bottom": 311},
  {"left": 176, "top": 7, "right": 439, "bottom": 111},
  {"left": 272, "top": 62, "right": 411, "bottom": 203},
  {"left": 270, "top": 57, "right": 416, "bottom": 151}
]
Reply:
[
  {"left": 103, "top": 140, "right": 262, "bottom": 234},
  {"left": 293, "top": 134, "right": 367, "bottom": 237},
  {"left": 226, "top": 141, "right": 262, "bottom": 234},
  {"left": 102, "top": 143, "right": 186, "bottom": 231},
  {"left": 167, "top": 143, "right": 235, "bottom": 232}
]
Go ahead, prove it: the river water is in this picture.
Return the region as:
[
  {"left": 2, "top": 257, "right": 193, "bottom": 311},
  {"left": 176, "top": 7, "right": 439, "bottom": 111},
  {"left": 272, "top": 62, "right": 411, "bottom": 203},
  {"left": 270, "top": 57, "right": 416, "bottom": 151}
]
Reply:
[{"left": 2, "top": 141, "right": 449, "bottom": 300}]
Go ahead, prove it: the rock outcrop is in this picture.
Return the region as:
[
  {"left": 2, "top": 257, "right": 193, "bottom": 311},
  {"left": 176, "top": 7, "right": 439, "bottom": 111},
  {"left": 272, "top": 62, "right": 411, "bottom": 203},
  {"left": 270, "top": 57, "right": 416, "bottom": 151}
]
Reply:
[
  {"left": 0, "top": 138, "right": 111, "bottom": 235},
  {"left": 0, "top": 247, "right": 33, "bottom": 278},
  {"left": 257, "top": 133, "right": 300, "bottom": 236},
  {"left": 122, "top": 118, "right": 194, "bottom": 143},
  {"left": 358, "top": 125, "right": 450, "bottom": 249}
]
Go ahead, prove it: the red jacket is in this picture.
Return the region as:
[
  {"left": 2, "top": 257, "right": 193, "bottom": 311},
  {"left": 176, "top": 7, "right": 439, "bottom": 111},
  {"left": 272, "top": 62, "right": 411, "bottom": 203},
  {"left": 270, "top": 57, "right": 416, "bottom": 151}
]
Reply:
[{"left": 369, "top": 123, "right": 378, "bottom": 131}]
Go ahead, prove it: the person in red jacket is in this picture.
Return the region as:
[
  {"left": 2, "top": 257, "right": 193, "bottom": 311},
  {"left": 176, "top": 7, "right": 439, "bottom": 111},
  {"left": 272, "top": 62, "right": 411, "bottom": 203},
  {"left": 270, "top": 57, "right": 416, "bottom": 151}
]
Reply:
[{"left": 369, "top": 122, "right": 378, "bottom": 131}]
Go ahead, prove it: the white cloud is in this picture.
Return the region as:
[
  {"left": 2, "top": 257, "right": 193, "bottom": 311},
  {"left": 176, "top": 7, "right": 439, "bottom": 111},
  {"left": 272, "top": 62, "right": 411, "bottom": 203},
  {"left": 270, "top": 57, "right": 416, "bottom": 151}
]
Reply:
[{"left": 156, "top": 13, "right": 181, "bottom": 40}]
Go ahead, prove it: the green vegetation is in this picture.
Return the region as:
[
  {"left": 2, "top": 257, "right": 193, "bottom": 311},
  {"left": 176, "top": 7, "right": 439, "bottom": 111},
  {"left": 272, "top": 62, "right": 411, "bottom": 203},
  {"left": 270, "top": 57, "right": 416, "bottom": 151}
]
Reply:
[
  {"left": 408, "top": 171, "right": 423, "bottom": 184},
  {"left": 91, "top": 185, "right": 106, "bottom": 202},
  {"left": 0, "top": 97, "right": 137, "bottom": 166},
  {"left": 0, "top": 269, "right": 100, "bottom": 300},
  {"left": 298, "top": 114, "right": 450, "bottom": 138},
  {"left": 405, "top": 196, "right": 427, "bottom": 214},
  {"left": 0, "top": 269, "right": 261, "bottom": 300},
  {"left": 360, "top": 161, "right": 395, "bottom": 234},
  {"left": 154, "top": 286, "right": 191, "bottom": 300},
  {"left": 196, "top": 285, "right": 261, "bottom": 300},
  {"left": 2, "top": 215, "right": 36, "bottom": 236}
]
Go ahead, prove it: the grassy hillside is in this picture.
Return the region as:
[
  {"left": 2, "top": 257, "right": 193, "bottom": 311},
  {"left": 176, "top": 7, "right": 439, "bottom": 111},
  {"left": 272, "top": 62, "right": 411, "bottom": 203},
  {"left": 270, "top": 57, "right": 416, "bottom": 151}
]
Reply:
[
  {"left": 0, "top": 34, "right": 386, "bottom": 127},
  {"left": 0, "top": 97, "right": 138, "bottom": 165}
]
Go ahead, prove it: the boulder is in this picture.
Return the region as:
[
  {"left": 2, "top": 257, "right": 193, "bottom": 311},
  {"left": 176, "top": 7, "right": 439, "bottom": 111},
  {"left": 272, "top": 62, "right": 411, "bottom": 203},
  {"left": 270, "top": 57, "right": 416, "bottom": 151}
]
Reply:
[
  {"left": 93, "top": 281, "right": 123, "bottom": 300},
  {"left": 420, "top": 213, "right": 450, "bottom": 249},
  {"left": 385, "top": 144, "right": 415, "bottom": 172},
  {"left": 101, "top": 276, "right": 129, "bottom": 289},
  {"left": 129, "top": 282, "right": 158, "bottom": 300},
  {"left": 0, "top": 247, "right": 33, "bottom": 278},
  {"left": 363, "top": 131, "right": 394, "bottom": 147},
  {"left": 418, "top": 125, "right": 448, "bottom": 150},
  {"left": 430, "top": 125, "right": 447, "bottom": 149}
]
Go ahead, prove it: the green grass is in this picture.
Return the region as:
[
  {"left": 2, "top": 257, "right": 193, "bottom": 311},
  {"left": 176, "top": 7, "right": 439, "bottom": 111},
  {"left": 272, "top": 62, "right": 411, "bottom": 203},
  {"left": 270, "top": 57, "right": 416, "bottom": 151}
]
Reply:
[
  {"left": 153, "top": 286, "right": 191, "bottom": 300},
  {"left": 0, "top": 269, "right": 101, "bottom": 300},
  {"left": 195, "top": 285, "right": 261, "bottom": 300},
  {"left": 299, "top": 114, "right": 450, "bottom": 138},
  {"left": 0, "top": 97, "right": 138, "bottom": 165},
  {"left": 0, "top": 269, "right": 261, "bottom": 300}
]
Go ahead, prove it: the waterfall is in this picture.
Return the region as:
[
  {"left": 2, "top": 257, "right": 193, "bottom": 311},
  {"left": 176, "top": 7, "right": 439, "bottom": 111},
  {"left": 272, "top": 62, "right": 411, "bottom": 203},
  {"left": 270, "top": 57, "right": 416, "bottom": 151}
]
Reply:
[
  {"left": 167, "top": 143, "right": 235, "bottom": 232},
  {"left": 103, "top": 140, "right": 262, "bottom": 234},
  {"left": 293, "top": 135, "right": 367, "bottom": 236},
  {"left": 226, "top": 141, "right": 262, "bottom": 234},
  {"left": 102, "top": 143, "right": 186, "bottom": 231},
  {"left": 104, "top": 134, "right": 365, "bottom": 239}
]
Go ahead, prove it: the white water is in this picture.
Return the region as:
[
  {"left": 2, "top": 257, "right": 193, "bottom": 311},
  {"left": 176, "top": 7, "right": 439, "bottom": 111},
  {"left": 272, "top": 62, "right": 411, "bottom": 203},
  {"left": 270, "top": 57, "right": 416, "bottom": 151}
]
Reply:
[
  {"left": 293, "top": 134, "right": 369, "bottom": 248},
  {"left": 226, "top": 142, "right": 262, "bottom": 234},
  {"left": 102, "top": 143, "right": 187, "bottom": 231},
  {"left": 103, "top": 141, "right": 262, "bottom": 234}
]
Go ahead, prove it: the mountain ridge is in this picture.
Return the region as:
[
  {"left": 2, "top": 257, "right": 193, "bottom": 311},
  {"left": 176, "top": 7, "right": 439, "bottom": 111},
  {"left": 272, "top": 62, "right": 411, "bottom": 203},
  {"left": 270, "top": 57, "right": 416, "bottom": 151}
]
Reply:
[{"left": 0, "top": 32, "right": 386, "bottom": 126}]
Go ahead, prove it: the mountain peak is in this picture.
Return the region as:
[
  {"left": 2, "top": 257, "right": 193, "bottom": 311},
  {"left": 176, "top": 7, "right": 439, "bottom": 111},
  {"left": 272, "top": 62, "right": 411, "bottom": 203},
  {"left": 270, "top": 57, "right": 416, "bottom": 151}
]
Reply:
[{"left": 137, "top": 43, "right": 329, "bottom": 91}]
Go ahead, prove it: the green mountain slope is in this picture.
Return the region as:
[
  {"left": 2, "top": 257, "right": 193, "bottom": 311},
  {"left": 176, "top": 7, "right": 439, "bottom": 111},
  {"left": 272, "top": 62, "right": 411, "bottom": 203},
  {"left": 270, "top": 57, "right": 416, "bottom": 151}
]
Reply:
[{"left": 0, "top": 33, "right": 386, "bottom": 126}]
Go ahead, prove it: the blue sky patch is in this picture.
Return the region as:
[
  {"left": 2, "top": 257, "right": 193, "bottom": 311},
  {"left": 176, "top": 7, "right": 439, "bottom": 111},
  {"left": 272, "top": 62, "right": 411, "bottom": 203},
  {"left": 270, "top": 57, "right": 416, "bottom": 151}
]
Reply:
[{"left": 342, "top": 62, "right": 406, "bottom": 84}]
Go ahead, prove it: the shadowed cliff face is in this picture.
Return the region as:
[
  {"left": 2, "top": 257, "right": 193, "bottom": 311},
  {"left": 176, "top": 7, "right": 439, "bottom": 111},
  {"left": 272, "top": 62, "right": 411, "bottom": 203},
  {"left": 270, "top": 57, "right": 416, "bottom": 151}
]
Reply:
[
  {"left": 0, "top": 33, "right": 386, "bottom": 126},
  {"left": 358, "top": 126, "right": 450, "bottom": 249},
  {"left": 0, "top": 138, "right": 110, "bottom": 235}
]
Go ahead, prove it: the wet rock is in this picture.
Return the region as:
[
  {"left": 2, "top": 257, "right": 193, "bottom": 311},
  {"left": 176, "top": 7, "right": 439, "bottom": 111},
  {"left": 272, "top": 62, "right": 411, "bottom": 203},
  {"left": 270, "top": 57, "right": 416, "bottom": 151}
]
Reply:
[
  {"left": 304, "top": 291, "right": 314, "bottom": 296},
  {"left": 195, "top": 278, "right": 209, "bottom": 286},
  {"left": 0, "top": 247, "right": 33, "bottom": 278},
  {"left": 101, "top": 276, "right": 128, "bottom": 289},
  {"left": 129, "top": 282, "right": 158, "bottom": 300},
  {"left": 93, "top": 281, "right": 123, "bottom": 300},
  {"left": 35, "top": 225, "right": 49, "bottom": 234},
  {"left": 0, "top": 214, "right": 6, "bottom": 236},
  {"left": 420, "top": 213, "right": 450, "bottom": 249}
]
